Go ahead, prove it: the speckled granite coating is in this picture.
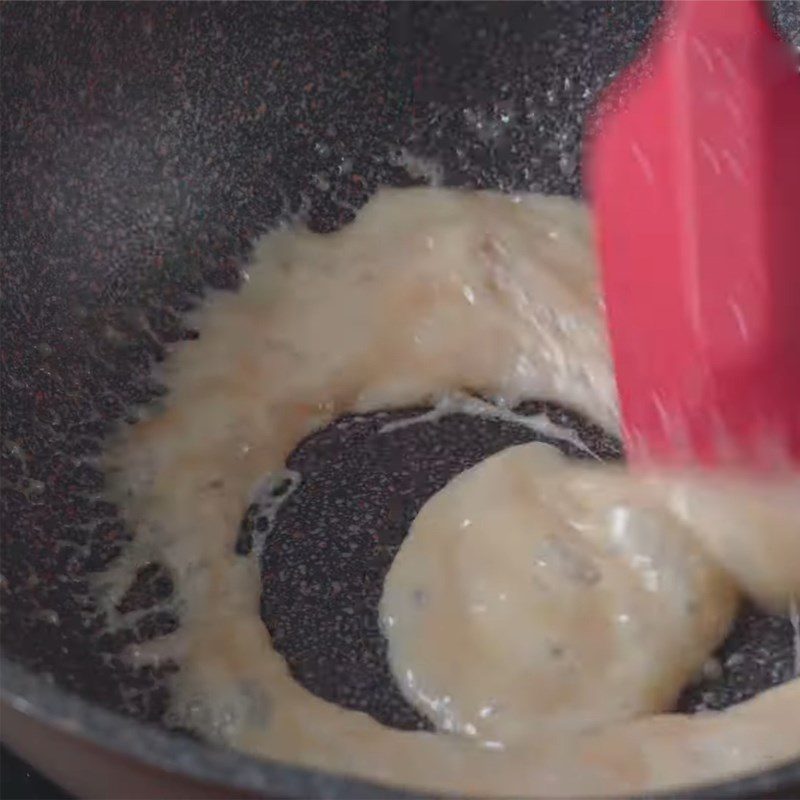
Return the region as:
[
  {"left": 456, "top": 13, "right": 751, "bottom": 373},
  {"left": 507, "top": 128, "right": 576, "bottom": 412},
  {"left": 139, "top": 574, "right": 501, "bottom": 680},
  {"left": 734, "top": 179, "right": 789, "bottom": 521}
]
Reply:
[{"left": 2, "top": 2, "right": 799, "bottom": 798}]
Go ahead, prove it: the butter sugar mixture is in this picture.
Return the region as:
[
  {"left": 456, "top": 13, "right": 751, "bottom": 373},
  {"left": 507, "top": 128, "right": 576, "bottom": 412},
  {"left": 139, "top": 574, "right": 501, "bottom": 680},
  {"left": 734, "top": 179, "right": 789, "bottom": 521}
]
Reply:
[{"left": 99, "top": 188, "right": 800, "bottom": 797}]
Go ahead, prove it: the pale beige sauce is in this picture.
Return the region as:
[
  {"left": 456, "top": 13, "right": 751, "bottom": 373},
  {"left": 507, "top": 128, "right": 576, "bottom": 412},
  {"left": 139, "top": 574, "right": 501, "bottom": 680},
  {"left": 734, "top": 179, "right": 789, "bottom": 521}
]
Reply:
[
  {"left": 99, "top": 188, "right": 800, "bottom": 797},
  {"left": 381, "top": 442, "right": 739, "bottom": 744}
]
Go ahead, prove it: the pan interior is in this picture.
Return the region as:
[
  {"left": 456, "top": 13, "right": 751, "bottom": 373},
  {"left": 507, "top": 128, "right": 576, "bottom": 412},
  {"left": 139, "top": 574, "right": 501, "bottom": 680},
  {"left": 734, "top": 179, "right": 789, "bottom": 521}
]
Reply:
[{"left": 3, "top": 2, "right": 800, "bottom": 797}]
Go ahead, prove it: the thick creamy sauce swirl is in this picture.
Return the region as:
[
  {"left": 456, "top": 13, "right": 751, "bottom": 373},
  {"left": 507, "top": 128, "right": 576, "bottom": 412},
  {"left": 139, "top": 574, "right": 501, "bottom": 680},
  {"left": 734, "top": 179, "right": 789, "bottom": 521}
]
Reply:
[
  {"left": 99, "top": 188, "right": 800, "bottom": 797},
  {"left": 381, "top": 442, "right": 740, "bottom": 744}
]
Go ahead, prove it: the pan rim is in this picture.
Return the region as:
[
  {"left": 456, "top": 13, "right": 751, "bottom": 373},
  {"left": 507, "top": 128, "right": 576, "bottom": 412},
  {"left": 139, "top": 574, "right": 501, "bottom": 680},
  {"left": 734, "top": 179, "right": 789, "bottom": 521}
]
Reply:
[{"left": 2, "top": 656, "right": 799, "bottom": 800}]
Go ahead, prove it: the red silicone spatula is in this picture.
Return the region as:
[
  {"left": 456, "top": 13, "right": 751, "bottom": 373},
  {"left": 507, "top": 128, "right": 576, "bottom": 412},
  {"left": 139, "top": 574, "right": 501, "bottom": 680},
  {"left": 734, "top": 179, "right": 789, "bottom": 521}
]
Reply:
[{"left": 587, "top": 0, "right": 800, "bottom": 469}]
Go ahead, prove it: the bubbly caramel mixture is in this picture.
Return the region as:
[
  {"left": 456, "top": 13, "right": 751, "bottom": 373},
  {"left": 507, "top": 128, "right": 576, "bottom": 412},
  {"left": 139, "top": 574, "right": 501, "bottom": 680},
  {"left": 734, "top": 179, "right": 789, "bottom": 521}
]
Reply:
[{"left": 99, "top": 188, "right": 800, "bottom": 797}]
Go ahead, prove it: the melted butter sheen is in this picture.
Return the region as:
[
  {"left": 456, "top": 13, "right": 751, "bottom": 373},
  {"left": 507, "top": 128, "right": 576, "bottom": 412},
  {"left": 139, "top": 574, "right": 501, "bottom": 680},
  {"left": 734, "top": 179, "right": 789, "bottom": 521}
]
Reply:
[{"left": 100, "top": 188, "right": 800, "bottom": 797}]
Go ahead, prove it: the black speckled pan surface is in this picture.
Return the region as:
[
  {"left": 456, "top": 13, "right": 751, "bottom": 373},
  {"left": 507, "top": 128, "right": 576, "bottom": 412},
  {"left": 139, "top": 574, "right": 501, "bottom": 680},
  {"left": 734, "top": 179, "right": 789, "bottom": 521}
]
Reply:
[{"left": 2, "top": 2, "right": 799, "bottom": 798}]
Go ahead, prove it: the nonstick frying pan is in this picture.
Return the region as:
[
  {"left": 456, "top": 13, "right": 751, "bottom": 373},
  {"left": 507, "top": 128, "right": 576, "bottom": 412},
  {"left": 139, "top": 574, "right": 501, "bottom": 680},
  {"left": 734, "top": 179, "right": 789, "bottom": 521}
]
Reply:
[{"left": 2, "top": 2, "right": 800, "bottom": 798}]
